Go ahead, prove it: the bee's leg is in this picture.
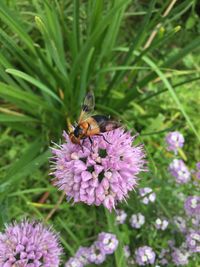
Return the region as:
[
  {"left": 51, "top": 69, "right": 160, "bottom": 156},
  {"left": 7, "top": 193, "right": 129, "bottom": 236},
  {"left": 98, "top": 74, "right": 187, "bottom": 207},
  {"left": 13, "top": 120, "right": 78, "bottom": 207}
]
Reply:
[
  {"left": 79, "top": 143, "right": 84, "bottom": 152},
  {"left": 88, "top": 136, "right": 93, "bottom": 151},
  {"left": 79, "top": 140, "right": 85, "bottom": 153},
  {"left": 97, "top": 134, "right": 112, "bottom": 145},
  {"left": 82, "top": 138, "right": 85, "bottom": 147}
]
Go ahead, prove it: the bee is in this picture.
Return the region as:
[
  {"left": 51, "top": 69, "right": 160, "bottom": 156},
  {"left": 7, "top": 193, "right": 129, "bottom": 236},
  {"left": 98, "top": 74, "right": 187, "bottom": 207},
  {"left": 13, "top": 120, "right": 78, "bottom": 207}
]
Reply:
[{"left": 68, "top": 91, "right": 120, "bottom": 146}]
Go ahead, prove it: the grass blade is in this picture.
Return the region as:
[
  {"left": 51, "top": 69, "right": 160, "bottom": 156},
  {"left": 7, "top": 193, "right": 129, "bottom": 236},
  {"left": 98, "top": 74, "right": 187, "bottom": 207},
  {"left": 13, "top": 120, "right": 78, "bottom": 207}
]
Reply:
[
  {"left": 0, "top": 2, "right": 35, "bottom": 53},
  {"left": 6, "top": 69, "right": 63, "bottom": 104},
  {"left": 143, "top": 55, "right": 200, "bottom": 142},
  {"left": 104, "top": 0, "right": 156, "bottom": 97},
  {"left": 105, "top": 209, "right": 127, "bottom": 267}
]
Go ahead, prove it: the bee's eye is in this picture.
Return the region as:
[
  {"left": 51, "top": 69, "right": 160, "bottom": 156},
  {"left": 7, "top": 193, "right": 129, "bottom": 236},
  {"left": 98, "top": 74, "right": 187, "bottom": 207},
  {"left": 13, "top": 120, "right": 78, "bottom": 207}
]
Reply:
[{"left": 74, "top": 126, "right": 82, "bottom": 137}]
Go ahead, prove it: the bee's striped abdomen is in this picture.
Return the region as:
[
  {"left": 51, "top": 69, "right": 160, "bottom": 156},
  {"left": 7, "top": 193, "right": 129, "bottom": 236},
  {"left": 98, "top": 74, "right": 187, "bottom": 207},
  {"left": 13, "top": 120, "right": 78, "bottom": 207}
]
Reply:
[{"left": 92, "top": 115, "right": 120, "bottom": 132}]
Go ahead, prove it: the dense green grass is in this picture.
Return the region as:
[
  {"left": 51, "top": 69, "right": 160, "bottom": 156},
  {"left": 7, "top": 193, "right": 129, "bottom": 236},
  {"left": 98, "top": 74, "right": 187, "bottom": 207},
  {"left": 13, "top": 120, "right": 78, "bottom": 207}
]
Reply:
[{"left": 0, "top": 0, "right": 200, "bottom": 266}]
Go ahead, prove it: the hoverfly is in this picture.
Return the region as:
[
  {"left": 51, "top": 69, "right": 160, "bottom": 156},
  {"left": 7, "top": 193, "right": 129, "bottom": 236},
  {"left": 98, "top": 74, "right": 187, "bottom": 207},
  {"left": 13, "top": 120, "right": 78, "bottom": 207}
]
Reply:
[{"left": 68, "top": 91, "right": 120, "bottom": 146}]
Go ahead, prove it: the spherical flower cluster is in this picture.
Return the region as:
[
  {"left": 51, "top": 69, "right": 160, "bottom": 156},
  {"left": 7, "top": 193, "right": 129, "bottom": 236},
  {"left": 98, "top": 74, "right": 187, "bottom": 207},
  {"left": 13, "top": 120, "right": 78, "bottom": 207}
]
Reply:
[
  {"left": 115, "top": 209, "right": 127, "bottom": 224},
  {"left": 135, "top": 246, "right": 156, "bottom": 266},
  {"left": 64, "top": 232, "right": 118, "bottom": 266},
  {"left": 155, "top": 218, "right": 169, "bottom": 231},
  {"left": 51, "top": 129, "right": 146, "bottom": 211},
  {"left": 165, "top": 131, "right": 184, "bottom": 153},
  {"left": 97, "top": 232, "right": 118, "bottom": 255},
  {"left": 186, "top": 230, "right": 200, "bottom": 253},
  {"left": 184, "top": 196, "right": 200, "bottom": 216},
  {"left": 171, "top": 248, "right": 190, "bottom": 266},
  {"left": 169, "top": 159, "right": 191, "bottom": 184},
  {"left": 0, "top": 220, "right": 62, "bottom": 267},
  {"left": 88, "top": 241, "right": 106, "bottom": 265},
  {"left": 196, "top": 162, "right": 200, "bottom": 170},
  {"left": 139, "top": 187, "right": 156, "bottom": 204},
  {"left": 130, "top": 213, "right": 145, "bottom": 229},
  {"left": 75, "top": 247, "right": 90, "bottom": 266},
  {"left": 196, "top": 171, "right": 200, "bottom": 180},
  {"left": 65, "top": 257, "right": 83, "bottom": 267}
]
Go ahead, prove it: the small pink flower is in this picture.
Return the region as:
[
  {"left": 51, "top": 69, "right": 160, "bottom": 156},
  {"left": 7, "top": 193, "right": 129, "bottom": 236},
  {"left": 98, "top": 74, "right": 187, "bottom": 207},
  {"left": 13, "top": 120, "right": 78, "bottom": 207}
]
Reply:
[
  {"left": 165, "top": 131, "right": 184, "bottom": 153},
  {"left": 169, "top": 159, "right": 191, "bottom": 184},
  {"left": 135, "top": 246, "right": 156, "bottom": 266},
  {"left": 115, "top": 209, "right": 127, "bottom": 224}
]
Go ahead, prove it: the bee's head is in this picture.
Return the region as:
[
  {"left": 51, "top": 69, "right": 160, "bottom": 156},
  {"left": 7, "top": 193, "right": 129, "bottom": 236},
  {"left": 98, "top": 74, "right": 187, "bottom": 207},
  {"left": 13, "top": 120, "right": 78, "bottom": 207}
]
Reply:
[
  {"left": 68, "top": 123, "right": 83, "bottom": 144},
  {"left": 74, "top": 126, "right": 83, "bottom": 138},
  {"left": 68, "top": 125, "right": 83, "bottom": 144},
  {"left": 69, "top": 132, "right": 80, "bottom": 144}
]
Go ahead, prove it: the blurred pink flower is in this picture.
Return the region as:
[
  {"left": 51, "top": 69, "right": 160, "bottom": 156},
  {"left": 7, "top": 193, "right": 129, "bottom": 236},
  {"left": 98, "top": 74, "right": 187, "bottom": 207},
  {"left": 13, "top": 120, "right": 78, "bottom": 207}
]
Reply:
[
  {"left": 165, "top": 131, "right": 184, "bottom": 154},
  {"left": 0, "top": 220, "right": 62, "bottom": 267}
]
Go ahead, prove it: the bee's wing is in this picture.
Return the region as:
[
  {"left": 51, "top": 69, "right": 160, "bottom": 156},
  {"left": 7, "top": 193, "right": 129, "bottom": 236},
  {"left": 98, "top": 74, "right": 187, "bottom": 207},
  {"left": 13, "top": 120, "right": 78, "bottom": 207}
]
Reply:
[
  {"left": 78, "top": 91, "right": 95, "bottom": 123},
  {"left": 98, "top": 120, "right": 121, "bottom": 132},
  {"left": 82, "top": 91, "right": 95, "bottom": 112}
]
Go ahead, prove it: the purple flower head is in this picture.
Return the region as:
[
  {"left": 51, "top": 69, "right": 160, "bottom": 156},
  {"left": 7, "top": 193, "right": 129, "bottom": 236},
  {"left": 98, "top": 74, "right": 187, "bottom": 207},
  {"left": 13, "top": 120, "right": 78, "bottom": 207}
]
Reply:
[
  {"left": 186, "top": 230, "right": 200, "bottom": 253},
  {"left": 130, "top": 213, "right": 145, "bottom": 229},
  {"left": 123, "top": 245, "right": 131, "bottom": 258},
  {"left": 173, "top": 216, "right": 187, "bottom": 233},
  {"left": 184, "top": 196, "right": 200, "bottom": 216},
  {"left": 97, "top": 232, "right": 118, "bottom": 255},
  {"left": 51, "top": 129, "right": 146, "bottom": 211},
  {"left": 88, "top": 241, "right": 106, "bottom": 265},
  {"left": 158, "top": 248, "right": 170, "bottom": 265},
  {"left": 169, "top": 159, "right": 191, "bottom": 184},
  {"left": 191, "top": 216, "right": 200, "bottom": 228},
  {"left": 0, "top": 220, "right": 62, "bottom": 267},
  {"left": 75, "top": 246, "right": 90, "bottom": 265},
  {"left": 115, "top": 209, "right": 127, "bottom": 224},
  {"left": 165, "top": 131, "right": 184, "bottom": 153},
  {"left": 139, "top": 187, "right": 156, "bottom": 204},
  {"left": 196, "top": 162, "right": 200, "bottom": 170},
  {"left": 65, "top": 257, "right": 83, "bottom": 267},
  {"left": 195, "top": 171, "right": 200, "bottom": 180},
  {"left": 155, "top": 218, "right": 169, "bottom": 231},
  {"left": 135, "top": 246, "right": 156, "bottom": 266},
  {"left": 171, "top": 247, "right": 190, "bottom": 266}
]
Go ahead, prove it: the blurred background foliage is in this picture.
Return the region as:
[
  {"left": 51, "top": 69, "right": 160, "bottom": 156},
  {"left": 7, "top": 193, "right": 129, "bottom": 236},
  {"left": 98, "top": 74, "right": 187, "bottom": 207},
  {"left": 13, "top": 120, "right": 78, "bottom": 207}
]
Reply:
[{"left": 0, "top": 0, "right": 200, "bottom": 266}]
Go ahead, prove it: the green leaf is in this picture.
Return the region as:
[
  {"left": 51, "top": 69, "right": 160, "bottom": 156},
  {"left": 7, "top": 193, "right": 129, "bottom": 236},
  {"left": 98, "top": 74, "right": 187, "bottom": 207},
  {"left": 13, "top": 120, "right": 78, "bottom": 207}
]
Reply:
[
  {"left": 0, "top": 2, "right": 35, "bottom": 52},
  {"left": 78, "top": 47, "right": 95, "bottom": 104},
  {"left": 142, "top": 55, "right": 200, "bottom": 142},
  {"left": 70, "top": 0, "right": 131, "bottom": 84},
  {"left": 5, "top": 138, "right": 43, "bottom": 179},
  {"left": 72, "top": 0, "right": 80, "bottom": 58},
  {"left": 1, "top": 147, "right": 50, "bottom": 194},
  {"left": 35, "top": 15, "right": 68, "bottom": 79},
  {"left": 0, "top": 114, "right": 38, "bottom": 122},
  {"left": 57, "top": 217, "right": 79, "bottom": 245},
  {"left": 121, "top": 36, "right": 200, "bottom": 106},
  {"left": 6, "top": 69, "right": 63, "bottom": 104},
  {"left": 0, "top": 82, "right": 58, "bottom": 114},
  {"left": 104, "top": 0, "right": 156, "bottom": 97},
  {"left": 105, "top": 209, "right": 127, "bottom": 267}
]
